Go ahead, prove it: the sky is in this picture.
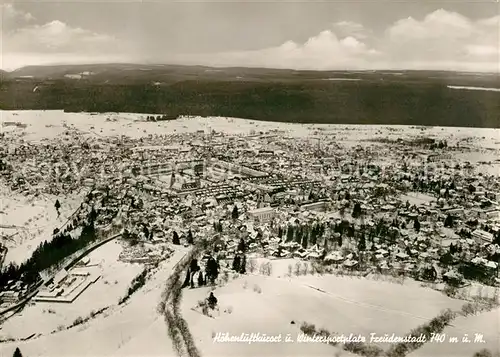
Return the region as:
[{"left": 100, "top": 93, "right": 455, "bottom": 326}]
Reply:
[{"left": 1, "top": 0, "right": 499, "bottom": 72}]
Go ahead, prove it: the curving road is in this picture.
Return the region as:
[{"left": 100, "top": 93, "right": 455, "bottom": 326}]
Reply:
[
  {"left": 158, "top": 242, "right": 204, "bottom": 357},
  {"left": 158, "top": 236, "right": 219, "bottom": 357}
]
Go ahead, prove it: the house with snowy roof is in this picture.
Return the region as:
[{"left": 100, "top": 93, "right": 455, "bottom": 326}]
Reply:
[{"left": 472, "top": 229, "right": 494, "bottom": 244}]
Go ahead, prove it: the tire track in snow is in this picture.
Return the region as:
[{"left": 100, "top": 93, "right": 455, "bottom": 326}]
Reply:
[
  {"left": 158, "top": 238, "right": 215, "bottom": 357},
  {"left": 303, "top": 284, "right": 434, "bottom": 321}
]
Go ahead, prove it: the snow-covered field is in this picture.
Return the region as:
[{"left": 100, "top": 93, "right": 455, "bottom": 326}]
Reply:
[
  {"left": 0, "top": 187, "right": 85, "bottom": 265},
  {"left": 179, "top": 273, "right": 466, "bottom": 357},
  {"left": 178, "top": 257, "right": 495, "bottom": 357},
  {"left": 447, "top": 85, "right": 500, "bottom": 92},
  {"left": 292, "top": 275, "right": 464, "bottom": 337},
  {"left": 408, "top": 308, "right": 500, "bottom": 357},
  {"left": 0, "top": 248, "right": 189, "bottom": 357},
  {"left": 181, "top": 276, "right": 353, "bottom": 357},
  {"left": 400, "top": 192, "right": 436, "bottom": 207},
  {"left": 1, "top": 110, "right": 500, "bottom": 151},
  {"left": 3, "top": 264, "right": 491, "bottom": 357},
  {"left": 0, "top": 240, "right": 144, "bottom": 340}
]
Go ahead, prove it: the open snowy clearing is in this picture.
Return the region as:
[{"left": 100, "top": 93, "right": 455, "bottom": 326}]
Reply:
[
  {"left": 0, "top": 248, "right": 189, "bottom": 357},
  {"left": 179, "top": 272, "right": 465, "bottom": 356},
  {"left": 180, "top": 278, "right": 353, "bottom": 357},
  {"left": 292, "top": 275, "right": 465, "bottom": 337},
  {"left": 0, "top": 187, "right": 85, "bottom": 265},
  {"left": 2, "top": 110, "right": 500, "bottom": 151},
  {"left": 400, "top": 192, "right": 436, "bottom": 207}
]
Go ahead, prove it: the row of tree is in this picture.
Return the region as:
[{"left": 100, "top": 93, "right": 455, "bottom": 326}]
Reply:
[
  {"left": 231, "top": 254, "right": 247, "bottom": 274},
  {"left": 181, "top": 254, "right": 220, "bottom": 289},
  {"left": 276, "top": 216, "right": 421, "bottom": 252},
  {"left": 145, "top": 115, "right": 177, "bottom": 121},
  {"left": 429, "top": 139, "right": 448, "bottom": 150},
  {"left": 280, "top": 222, "right": 327, "bottom": 249},
  {"left": 0, "top": 210, "right": 98, "bottom": 288},
  {"left": 171, "top": 230, "right": 194, "bottom": 245},
  {"left": 213, "top": 221, "right": 223, "bottom": 233}
]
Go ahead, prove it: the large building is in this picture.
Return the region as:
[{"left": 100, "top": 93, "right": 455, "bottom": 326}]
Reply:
[
  {"left": 301, "top": 201, "right": 329, "bottom": 212},
  {"left": 472, "top": 229, "right": 494, "bottom": 244},
  {"left": 211, "top": 159, "right": 268, "bottom": 178},
  {"left": 194, "top": 162, "right": 204, "bottom": 176},
  {"left": 247, "top": 207, "right": 276, "bottom": 223}
]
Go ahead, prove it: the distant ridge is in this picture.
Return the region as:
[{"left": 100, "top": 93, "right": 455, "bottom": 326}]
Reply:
[{"left": 7, "top": 63, "right": 499, "bottom": 81}]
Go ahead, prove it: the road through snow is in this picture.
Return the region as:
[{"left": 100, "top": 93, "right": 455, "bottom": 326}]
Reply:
[{"left": 158, "top": 238, "right": 215, "bottom": 357}]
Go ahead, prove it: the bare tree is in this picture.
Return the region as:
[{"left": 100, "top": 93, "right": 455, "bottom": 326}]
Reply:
[
  {"left": 248, "top": 259, "right": 257, "bottom": 273},
  {"left": 294, "top": 261, "right": 301, "bottom": 276},
  {"left": 302, "top": 262, "right": 309, "bottom": 276}
]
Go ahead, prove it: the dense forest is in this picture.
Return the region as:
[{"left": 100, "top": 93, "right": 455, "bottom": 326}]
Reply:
[
  {"left": 0, "top": 215, "right": 98, "bottom": 289},
  {"left": 1, "top": 65, "right": 499, "bottom": 128}
]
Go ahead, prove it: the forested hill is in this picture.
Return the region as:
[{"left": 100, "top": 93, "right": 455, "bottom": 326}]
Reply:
[{"left": 1, "top": 64, "right": 499, "bottom": 128}]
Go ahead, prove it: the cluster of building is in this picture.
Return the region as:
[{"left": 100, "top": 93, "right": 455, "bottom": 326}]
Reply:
[
  {"left": 34, "top": 264, "right": 101, "bottom": 303},
  {"left": 101, "top": 131, "right": 499, "bottom": 288},
  {"left": 1, "top": 126, "right": 500, "bottom": 311}
]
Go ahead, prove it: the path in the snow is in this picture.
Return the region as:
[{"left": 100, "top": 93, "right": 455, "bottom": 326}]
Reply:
[{"left": 158, "top": 236, "right": 219, "bottom": 357}]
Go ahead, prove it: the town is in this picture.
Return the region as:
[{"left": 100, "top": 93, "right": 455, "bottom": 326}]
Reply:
[{"left": 0, "top": 110, "right": 499, "bottom": 357}]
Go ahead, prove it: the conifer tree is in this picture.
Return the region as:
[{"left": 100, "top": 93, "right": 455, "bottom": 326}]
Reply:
[
  {"left": 54, "top": 200, "right": 61, "bottom": 216},
  {"left": 352, "top": 202, "right": 362, "bottom": 218},
  {"left": 237, "top": 238, "right": 246, "bottom": 253},
  {"left": 182, "top": 268, "right": 191, "bottom": 288},
  {"left": 197, "top": 271, "right": 204, "bottom": 287},
  {"left": 187, "top": 230, "right": 194, "bottom": 244},
  {"left": 414, "top": 219, "right": 421, "bottom": 233},
  {"left": 295, "top": 226, "right": 303, "bottom": 244},
  {"left": 444, "top": 215, "right": 453, "bottom": 228},
  {"left": 172, "top": 231, "right": 180, "bottom": 245},
  {"left": 301, "top": 231, "right": 309, "bottom": 249},
  {"left": 286, "top": 225, "right": 294, "bottom": 242},
  {"left": 240, "top": 255, "right": 246, "bottom": 274},
  {"left": 232, "top": 255, "right": 241, "bottom": 272},
  {"left": 358, "top": 234, "right": 366, "bottom": 251},
  {"left": 231, "top": 205, "right": 239, "bottom": 220}
]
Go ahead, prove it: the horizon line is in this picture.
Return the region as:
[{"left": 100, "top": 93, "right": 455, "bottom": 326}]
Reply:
[{"left": 2, "top": 62, "right": 499, "bottom": 75}]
